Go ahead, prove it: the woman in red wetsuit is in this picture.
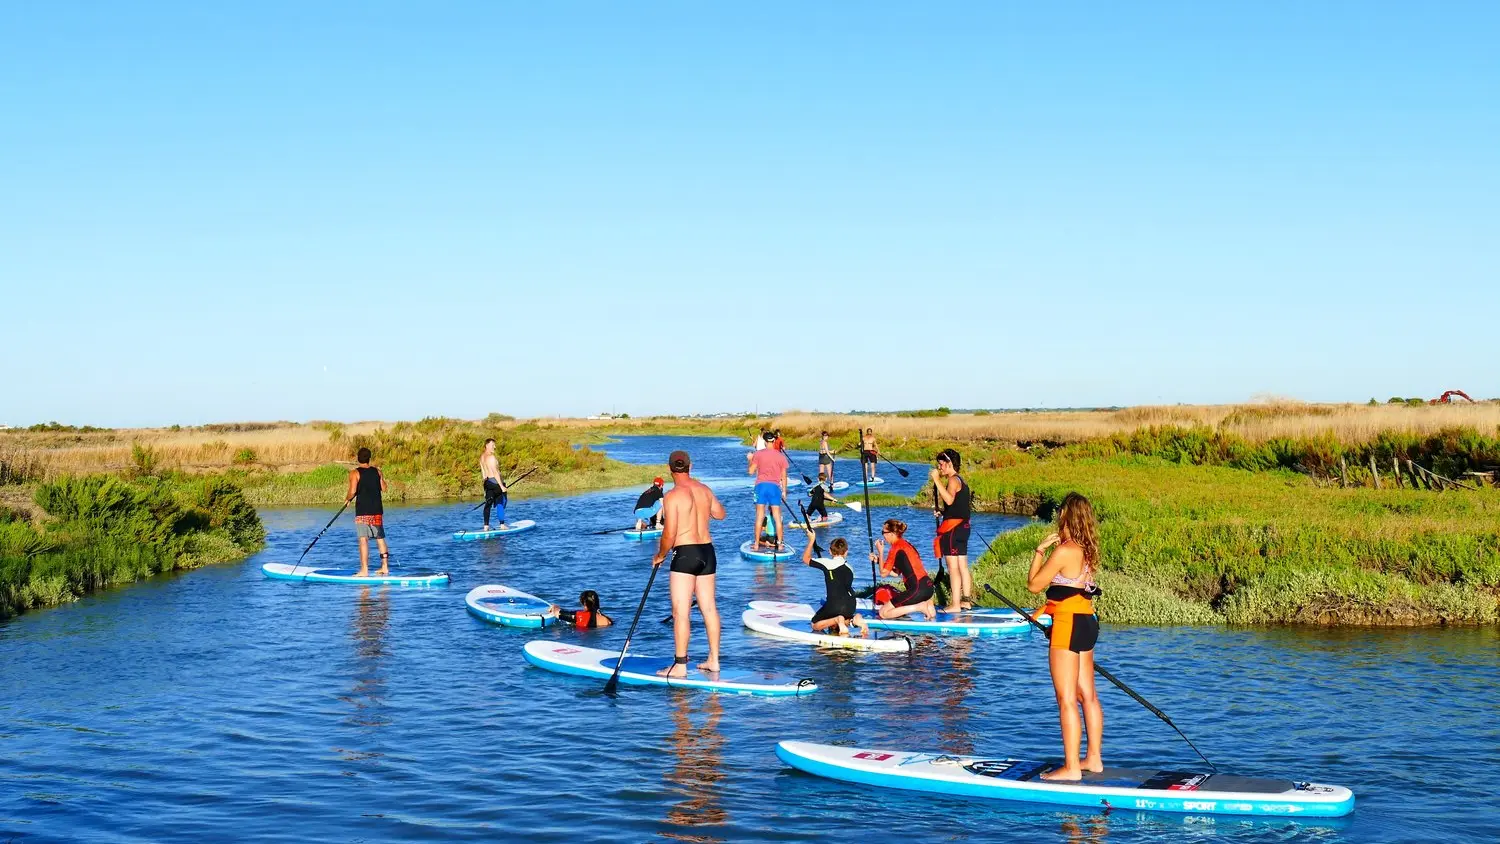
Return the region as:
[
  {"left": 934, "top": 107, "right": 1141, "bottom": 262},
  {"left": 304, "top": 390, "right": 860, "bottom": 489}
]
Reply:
[
  {"left": 549, "top": 590, "right": 613, "bottom": 629},
  {"left": 1026, "top": 492, "right": 1103, "bottom": 782},
  {"left": 869, "top": 519, "right": 936, "bottom": 621}
]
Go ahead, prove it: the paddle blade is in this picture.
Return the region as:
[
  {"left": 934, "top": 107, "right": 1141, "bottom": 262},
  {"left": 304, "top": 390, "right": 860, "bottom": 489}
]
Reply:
[{"left": 846, "top": 501, "right": 864, "bottom": 513}]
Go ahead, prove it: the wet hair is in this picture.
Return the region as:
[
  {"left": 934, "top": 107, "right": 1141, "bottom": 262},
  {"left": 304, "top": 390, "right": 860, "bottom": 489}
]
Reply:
[
  {"left": 830, "top": 537, "right": 849, "bottom": 556},
  {"left": 484, "top": 438, "right": 495, "bottom": 446},
  {"left": 580, "top": 590, "right": 600, "bottom": 612},
  {"left": 356, "top": 447, "right": 372, "bottom": 463},
  {"left": 881, "top": 518, "right": 907, "bottom": 537},
  {"left": 936, "top": 448, "right": 961, "bottom": 471},
  {"left": 1057, "top": 492, "right": 1100, "bottom": 566}
]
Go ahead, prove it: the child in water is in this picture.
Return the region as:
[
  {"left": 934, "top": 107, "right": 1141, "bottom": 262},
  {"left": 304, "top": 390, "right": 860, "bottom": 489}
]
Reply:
[
  {"left": 801, "top": 533, "right": 868, "bottom": 637},
  {"left": 548, "top": 590, "right": 613, "bottom": 630}
]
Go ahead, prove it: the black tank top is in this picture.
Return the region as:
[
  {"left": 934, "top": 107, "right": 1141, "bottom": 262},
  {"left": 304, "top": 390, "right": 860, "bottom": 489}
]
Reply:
[
  {"left": 941, "top": 475, "right": 971, "bottom": 521},
  {"left": 354, "top": 466, "right": 383, "bottom": 516}
]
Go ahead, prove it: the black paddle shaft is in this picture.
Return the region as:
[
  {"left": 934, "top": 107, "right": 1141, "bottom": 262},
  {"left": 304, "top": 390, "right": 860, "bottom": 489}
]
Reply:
[
  {"left": 294, "top": 498, "right": 351, "bottom": 571},
  {"left": 467, "top": 466, "right": 539, "bottom": 512},
  {"left": 971, "top": 529, "right": 1218, "bottom": 772},
  {"left": 604, "top": 562, "right": 662, "bottom": 695}
]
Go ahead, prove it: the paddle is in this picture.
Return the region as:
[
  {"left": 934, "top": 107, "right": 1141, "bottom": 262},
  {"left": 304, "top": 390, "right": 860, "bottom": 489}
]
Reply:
[
  {"left": 466, "top": 466, "right": 540, "bottom": 513},
  {"left": 291, "top": 498, "right": 351, "bottom": 573},
  {"left": 971, "top": 529, "right": 1218, "bottom": 772},
  {"left": 931, "top": 484, "right": 949, "bottom": 607},
  {"left": 857, "top": 431, "right": 880, "bottom": 587},
  {"left": 880, "top": 454, "right": 911, "bottom": 478},
  {"left": 797, "top": 502, "right": 826, "bottom": 557},
  {"left": 604, "top": 562, "right": 662, "bottom": 696}
]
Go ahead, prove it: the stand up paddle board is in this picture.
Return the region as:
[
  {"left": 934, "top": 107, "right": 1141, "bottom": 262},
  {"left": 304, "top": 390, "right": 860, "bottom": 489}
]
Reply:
[
  {"left": 746, "top": 600, "right": 1040, "bottom": 635},
  {"left": 261, "top": 563, "right": 449, "bottom": 586},
  {"left": 785, "top": 512, "right": 844, "bottom": 530},
  {"left": 521, "top": 641, "right": 818, "bottom": 696},
  {"left": 819, "top": 481, "right": 850, "bottom": 493},
  {"left": 775, "top": 741, "right": 1355, "bottom": 817},
  {"left": 465, "top": 584, "right": 555, "bottom": 628},
  {"left": 848, "top": 476, "right": 885, "bottom": 488},
  {"left": 453, "top": 519, "right": 538, "bottom": 541},
  {"left": 740, "top": 540, "right": 797, "bottom": 562},
  {"left": 624, "top": 527, "right": 663, "bottom": 541},
  {"left": 742, "top": 609, "right": 912, "bottom": 653}
]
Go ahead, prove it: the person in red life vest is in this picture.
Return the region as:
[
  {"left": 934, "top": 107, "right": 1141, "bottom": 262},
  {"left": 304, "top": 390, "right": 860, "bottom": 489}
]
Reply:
[
  {"left": 548, "top": 590, "right": 613, "bottom": 630},
  {"left": 1026, "top": 492, "right": 1104, "bottom": 782},
  {"left": 869, "top": 518, "right": 936, "bottom": 621},
  {"left": 931, "top": 448, "right": 973, "bottom": 612}
]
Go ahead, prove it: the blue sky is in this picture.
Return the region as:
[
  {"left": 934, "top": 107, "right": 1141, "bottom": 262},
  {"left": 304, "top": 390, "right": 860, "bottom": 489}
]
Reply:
[{"left": 3, "top": 2, "right": 1496, "bottom": 426}]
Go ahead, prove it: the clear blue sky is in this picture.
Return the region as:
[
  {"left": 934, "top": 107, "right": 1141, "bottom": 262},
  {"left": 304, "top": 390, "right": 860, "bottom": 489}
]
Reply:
[{"left": 3, "top": 2, "right": 1496, "bottom": 427}]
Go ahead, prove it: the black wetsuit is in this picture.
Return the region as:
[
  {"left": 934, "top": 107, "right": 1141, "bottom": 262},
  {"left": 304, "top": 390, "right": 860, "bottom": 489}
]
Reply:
[
  {"left": 937, "top": 475, "right": 971, "bottom": 556},
  {"left": 634, "top": 486, "right": 664, "bottom": 511},
  {"left": 809, "top": 557, "right": 855, "bottom": 624},
  {"left": 807, "top": 484, "right": 832, "bottom": 521},
  {"left": 887, "top": 545, "right": 934, "bottom": 607},
  {"left": 482, "top": 477, "right": 506, "bottom": 526}
]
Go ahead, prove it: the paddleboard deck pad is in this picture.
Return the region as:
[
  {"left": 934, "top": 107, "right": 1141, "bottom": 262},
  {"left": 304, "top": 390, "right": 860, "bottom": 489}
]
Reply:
[
  {"left": 746, "top": 600, "right": 1041, "bottom": 635},
  {"left": 786, "top": 512, "right": 845, "bottom": 529},
  {"left": 261, "top": 563, "right": 449, "bottom": 586},
  {"left": 522, "top": 642, "right": 817, "bottom": 696},
  {"left": 775, "top": 741, "right": 1354, "bottom": 817},
  {"left": 453, "top": 519, "right": 538, "bottom": 541},
  {"left": 742, "top": 609, "right": 912, "bottom": 652},
  {"left": 466, "top": 584, "right": 555, "bottom": 628},
  {"left": 740, "top": 540, "right": 798, "bottom": 562},
  {"left": 624, "top": 527, "right": 664, "bottom": 540}
]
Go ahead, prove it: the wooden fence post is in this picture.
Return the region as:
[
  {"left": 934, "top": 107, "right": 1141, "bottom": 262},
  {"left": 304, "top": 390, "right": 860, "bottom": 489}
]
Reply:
[
  {"left": 1370, "top": 455, "right": 1380, "bottom": 489},
  {"left": 1393, "top": 457, "right": 1403, "bottom": 489},
  {"left": 1340, "top": 456, "right": 1348, "bottom": 489}
]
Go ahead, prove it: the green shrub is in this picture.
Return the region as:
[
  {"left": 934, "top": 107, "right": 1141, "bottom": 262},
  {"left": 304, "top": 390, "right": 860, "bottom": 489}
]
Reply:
[{"left": 232, "top": 448, "right": 256, "bottom": 465}]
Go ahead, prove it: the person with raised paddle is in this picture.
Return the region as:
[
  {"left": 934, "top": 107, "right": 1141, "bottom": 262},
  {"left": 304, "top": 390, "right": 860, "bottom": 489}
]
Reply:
[
  {"left": 1026, "top": 492, "right": 1105, "bottom": 782},
  {"left": 860, "top": 427, "right": 878, "bottom": 482},
  {"left": 869, "top": 519, "right": 936, "bottom": 621},
  {"left": 480, "top": 438, "right": 508, "bottom": 532},
  {"left": 748, "top": 430, "right": 789, "bottom": 552},
  {"left": 653, "top": 450, "right": 727, "bottom": 678},
  {"left": 346, "top": 447, "right": 390, "bottom": 578},
  {"left": 931, "top": 448, "right": 974, "bottom": 612},
  {"left": 633, "top": 477, "right": 666, "bottom": 531},
  {"left": 801, "top": 532, "right": 868, "bottom": 638}
]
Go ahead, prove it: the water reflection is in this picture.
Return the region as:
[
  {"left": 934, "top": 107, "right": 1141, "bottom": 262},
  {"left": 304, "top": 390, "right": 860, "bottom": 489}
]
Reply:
[
  {"left": 660, "top": 691, "right": 727, "bottom": 842},
  {"left": 339, "top": 586, "right": 390, "bottom": 729},
  {"left": 936, "top": 638, "right": 977, "bottom": 756}
]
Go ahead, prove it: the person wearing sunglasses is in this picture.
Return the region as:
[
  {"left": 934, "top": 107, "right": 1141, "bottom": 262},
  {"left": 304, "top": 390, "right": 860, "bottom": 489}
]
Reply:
[{"left": 869, "top": 518, "right": 936, "bottom": 620}]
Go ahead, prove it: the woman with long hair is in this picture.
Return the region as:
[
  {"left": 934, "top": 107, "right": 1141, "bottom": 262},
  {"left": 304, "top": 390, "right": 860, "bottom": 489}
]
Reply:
[
  {"left": 1026, "top": 492, "right": 1103, "bottom": 781},
  {"left": 931, "top": 448, "right": 972, "bottom": 611}
]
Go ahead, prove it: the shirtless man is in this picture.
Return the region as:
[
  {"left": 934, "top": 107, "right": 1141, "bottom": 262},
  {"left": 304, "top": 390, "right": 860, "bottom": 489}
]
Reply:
[
  {"left": 480, "top": 438, "right": 508, "bottom": 531},
  {"left": 653, "top": 450, "right": 726, "bottom": 678}
]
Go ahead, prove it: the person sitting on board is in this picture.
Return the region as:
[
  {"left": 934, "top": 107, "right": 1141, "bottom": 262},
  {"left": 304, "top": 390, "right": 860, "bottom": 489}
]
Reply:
[
  {"left": 801, "top": 534, "right": 867, "bottom": 637},
  {"left": 817, "top": 430, "right": 834, "bottom": 484},
  {"left": 805, "top": 470, "right": 839, "bottom": 523},
  {"left": 869, "top": 519, "right": 936, "bottom": 621},
  {"left": 860, "top": 428, "right": 878, "bottom": 482},
  {"left": 1026, "top": 492, "right": 1104, "bottom": 782},
  {"left": 748, "top": 430, "right": 789, "bottom": 551},
  {"left": 654, "top": 449, "right": 727, "bottom": 677},
  {"left": 633, "top": 477, "right": 666, "bottom": 531},
  {"left": 347, "top": 447, "right": 390, "bottom": 577},
  {"left": 549, "top": 590, "right": 613, "bottom": 630},
  {"left": 480, "top": 438, "right": 508, "bottom": 532}
]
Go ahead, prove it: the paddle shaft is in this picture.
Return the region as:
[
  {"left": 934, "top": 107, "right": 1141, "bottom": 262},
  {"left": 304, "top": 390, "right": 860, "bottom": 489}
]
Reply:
[
  {"left": 931, "top": 485, "right": 948, "bottom": 602},
  {"left": 796, "top": 501, "right": 825, "bottom": 557},
  {"left": 295, "top": 498, "right": 351, "bottom": 571},
  {"left": 971, "top": 528, "right": 1218, "bottom": 772},
  {"left": 467, "top": 466, "right": 539, "bottom": 512},
  {"left": 604, "top": 562, "right": 661, "bottom": 695}
]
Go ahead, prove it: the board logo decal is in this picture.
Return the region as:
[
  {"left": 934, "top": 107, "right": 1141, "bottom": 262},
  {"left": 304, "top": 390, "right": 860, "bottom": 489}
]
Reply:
[
  {"left": 963, "top": 760, "right": 1018, "bottom": 778},
  {"left": 853, "top": 752, "right": 894, "bottom": 761},
  {"left": 1168, "top": 774, "right": 1209, "bottom": 791},
  {"left": 554, "top": 647, "right": 581, "bottom": 654}
]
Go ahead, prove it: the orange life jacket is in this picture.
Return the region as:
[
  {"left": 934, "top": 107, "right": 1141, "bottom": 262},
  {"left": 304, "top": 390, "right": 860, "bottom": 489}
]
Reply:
[{"left": 881, "top": 537, "right": 928, "bottom": 582}]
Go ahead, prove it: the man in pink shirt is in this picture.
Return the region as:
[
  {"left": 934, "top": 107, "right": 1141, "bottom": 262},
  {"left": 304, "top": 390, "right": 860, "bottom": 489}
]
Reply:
[{"left": 747, "top": 430, "right": 789, "bottom": 551}]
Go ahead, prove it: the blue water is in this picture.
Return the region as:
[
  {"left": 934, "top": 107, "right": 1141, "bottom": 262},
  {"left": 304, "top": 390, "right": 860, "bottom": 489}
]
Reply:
[{"left": 2, "top": 435, "right": 1498, "bottom": 842}]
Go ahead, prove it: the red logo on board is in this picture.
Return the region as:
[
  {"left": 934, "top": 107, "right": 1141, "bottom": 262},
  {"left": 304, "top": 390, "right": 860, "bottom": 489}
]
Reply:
[{"left": 853, "top": 752, "right": 894, "bottom": 761}]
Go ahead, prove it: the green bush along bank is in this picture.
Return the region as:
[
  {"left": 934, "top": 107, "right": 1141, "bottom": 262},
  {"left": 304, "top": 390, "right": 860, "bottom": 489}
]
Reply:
[{"left": 1, "top": 474, "right": 265, "bottom": 620}]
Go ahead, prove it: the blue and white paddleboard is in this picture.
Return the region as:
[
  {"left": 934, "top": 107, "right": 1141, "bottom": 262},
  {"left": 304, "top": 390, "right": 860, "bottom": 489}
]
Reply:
[
  {"left": 521, "top": 641, "right": 818, "bottom": 696},
  {"left": 746, "top": 600, "right": 1040, "bottom": 635},
  {"left": 740, "top": 540, "right": 797, "bottom": 562},
  {"left": 741, "top": 609, "right": 911, "bottom": 653},
  {"left": 624, "top": 527, "right": 663, "bottom": 541},
  {"left": 819, "top": 481, "right": 850, "bottom": 493},
  {"left": 466, "top": 584, "right": 556, "bottom": 628},
  {"left": 848, "top": 476, "right": 885, "bottom": 488},
  {"left": 261, "top": 562, "right": 449, "bottom": 587},
  {"left": 785, "top": 512, "right": 844, "bottom": 530},
  {"left": 775, "top": 741, "right": 1355, "bottom": 818},
  {"left": 453, "top": 519, "right": 538, "bottom": 541},
  {"left": 785, "top": 478, "right": 803, "bottom": 488}
]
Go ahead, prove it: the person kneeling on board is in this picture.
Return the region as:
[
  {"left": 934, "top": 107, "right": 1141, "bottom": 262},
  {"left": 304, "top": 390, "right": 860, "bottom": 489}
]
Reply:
[
  {"left": 805, "top": 472, "right": 839, "bottom": 523},
  {"left": 1026, "top": 492, "right": 1104, "bottom": 782},
  {"left": 633, "top": 477, "right": 666, "bottom": 531},
  {"left": 801, "top": 534, "right": 867, "bottom": 637},
  {"left": 869, "top": 519, "right": 936, "bottom": 621},
  {"left": 549, "top": 590, "right": 613, "bottom": 630}
]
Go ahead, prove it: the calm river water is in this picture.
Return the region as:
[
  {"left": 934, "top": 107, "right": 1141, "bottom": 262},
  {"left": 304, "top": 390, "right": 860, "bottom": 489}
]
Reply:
[{"left": 2, "top": 435, "right": 1497, "bottom": 842}]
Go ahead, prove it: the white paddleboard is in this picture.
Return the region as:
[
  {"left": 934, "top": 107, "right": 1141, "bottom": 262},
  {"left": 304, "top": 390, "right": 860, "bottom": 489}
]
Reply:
[
  {"left": 624, "top": 527, "right": 663, "bottom": 541},
  {"left": 261, "top": 562, "right": 449, "bottom": 586},
  {"left": 775, "top": 741, "right": 1355, "bottom": 817},
  {"left": 453, "top": 519, "right": 538, "bottom": 541},
  {"left": 466, "top": 584, "right": 555, "bottom": 628},
  {"left": 819, "top": 481, "right": 850, "bottom": 492},
  {"left": 785, "top": 512, "right": 844, "bottom": 530},
  {"left": 740, "top": 540, "right": 797, "bottom": 562},
  {"left": 741, "top": 609, "right": 911, "bottom": 653},
  {"left": 848, "top": 476, "right": 885, "bottom": 488},
  {"left": 746, "top": 600, "right": 1038, "bottom": 635},
  {"left": 521, "top": 641, "right": 817, "bottom": 696}
]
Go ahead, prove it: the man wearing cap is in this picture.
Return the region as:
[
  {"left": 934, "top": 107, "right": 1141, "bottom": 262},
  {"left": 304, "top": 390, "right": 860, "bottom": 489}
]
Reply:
[
  {"left": 653, "top": 450, "right": 727, "bottom": 677},
  {"left": 633, "top": 477, "right": 667, "bottom": 531},
  {"left": 747, "top": 430, "right": 789, "bottom": 551}
]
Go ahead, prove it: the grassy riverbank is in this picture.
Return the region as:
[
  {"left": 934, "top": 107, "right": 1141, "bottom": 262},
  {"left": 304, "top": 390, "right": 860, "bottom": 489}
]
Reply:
[{"left": 0, "top": 474, "right": 265, "bottom": 620}]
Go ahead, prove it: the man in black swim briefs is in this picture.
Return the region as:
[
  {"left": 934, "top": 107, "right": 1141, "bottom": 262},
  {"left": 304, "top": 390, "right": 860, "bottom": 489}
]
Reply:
[{"left": 653, "top": 450, "right": 727, "bottom": 678}]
